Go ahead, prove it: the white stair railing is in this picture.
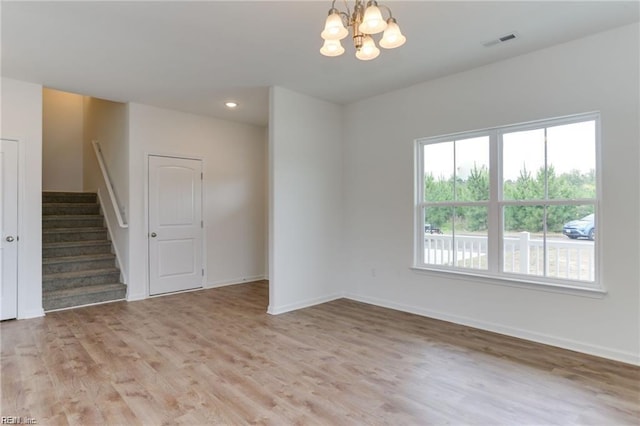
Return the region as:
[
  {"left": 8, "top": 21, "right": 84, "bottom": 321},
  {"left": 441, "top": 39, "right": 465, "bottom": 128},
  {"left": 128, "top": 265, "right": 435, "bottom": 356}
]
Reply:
[{"left": 91, "top": 140, "right": 128, "bottom": 228}]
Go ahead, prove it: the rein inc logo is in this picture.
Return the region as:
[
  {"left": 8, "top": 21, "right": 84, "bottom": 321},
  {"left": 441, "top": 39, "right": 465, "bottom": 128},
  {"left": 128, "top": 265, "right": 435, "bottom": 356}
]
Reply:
[{"left": 1, "top": 417, "right": 37, "bottom": 425}]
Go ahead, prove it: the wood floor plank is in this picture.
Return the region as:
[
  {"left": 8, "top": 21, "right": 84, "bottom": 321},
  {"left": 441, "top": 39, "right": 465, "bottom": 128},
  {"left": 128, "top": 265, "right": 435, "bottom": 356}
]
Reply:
[{"left": 2, "top": 280, "right": 638, "bottom": 425}]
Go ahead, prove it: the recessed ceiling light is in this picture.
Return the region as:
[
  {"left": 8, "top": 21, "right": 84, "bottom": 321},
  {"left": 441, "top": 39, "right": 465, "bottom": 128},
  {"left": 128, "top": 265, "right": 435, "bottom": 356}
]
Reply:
[{"left": 225, "top": 101, "right": 238, "bottom": 108}]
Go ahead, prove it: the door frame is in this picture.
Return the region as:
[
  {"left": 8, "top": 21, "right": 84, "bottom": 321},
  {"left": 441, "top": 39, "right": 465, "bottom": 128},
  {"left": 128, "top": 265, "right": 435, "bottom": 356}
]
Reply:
[
  {"left": 144, "top": 152, "right": 206, "bottom": 298},
  {"left": 1, "top": 137, "right": 36, "bottom": 319},
  {"left": 1, "top": 139, "right": 19, "bottom": 320}
]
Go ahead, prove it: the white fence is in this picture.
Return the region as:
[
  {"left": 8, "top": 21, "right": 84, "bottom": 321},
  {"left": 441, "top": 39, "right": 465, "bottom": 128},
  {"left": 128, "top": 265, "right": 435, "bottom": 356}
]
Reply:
[{"left": 424, "top": 232, "right": 595, "bottom": 281}]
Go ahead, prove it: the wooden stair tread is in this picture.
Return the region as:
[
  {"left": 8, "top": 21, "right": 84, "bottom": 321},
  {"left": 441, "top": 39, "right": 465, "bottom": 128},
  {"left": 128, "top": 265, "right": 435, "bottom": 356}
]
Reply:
[
  {"left": 43, "top": 283, "right": 126, "bottom": 311},
  {"left": 43, "top": 214, "right": 103, "bottom": 219},
  {"left": 43, "top": 227, "right": 106, "bottom": 233},
  {"left": 43, "top": 283, "right": 126, "bottom": 298},
  {"left": 42, "top": 191, "right": 125, "bottom": 311},
  {"left": 43, "top": 191, "right": 97, "bottom": 195},
  {"left": 42, "top": 202, "right": 98, "bottom": 206},
  {"left": 42, "top": 253, "right": 115, "bottom": 265},
  {"left": 43, "top": 240, "right": 111, "bottom": 248},
  {"left": 43, "top": 267, "right": 120, "bottom": 280}
]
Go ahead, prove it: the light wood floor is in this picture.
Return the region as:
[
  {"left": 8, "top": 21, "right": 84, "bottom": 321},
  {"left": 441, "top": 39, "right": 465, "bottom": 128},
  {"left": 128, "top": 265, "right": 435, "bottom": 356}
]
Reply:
[{"left": 1, "top": 281, "right": 638, "bottom": 425}]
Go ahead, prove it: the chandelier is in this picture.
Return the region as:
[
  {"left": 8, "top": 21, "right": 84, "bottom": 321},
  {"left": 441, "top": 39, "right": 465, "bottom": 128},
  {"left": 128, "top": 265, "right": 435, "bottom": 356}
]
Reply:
[{"left": 320, "top": 0, "right": 406, "bottom": 60}]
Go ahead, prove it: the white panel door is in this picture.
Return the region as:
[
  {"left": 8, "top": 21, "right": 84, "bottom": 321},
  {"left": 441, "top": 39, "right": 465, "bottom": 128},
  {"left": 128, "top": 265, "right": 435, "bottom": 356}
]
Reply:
[
  {"left": 148, "top": 155, "right": 203, "bottom": 295},
  {"left": 1, "top": 139, "right": 19, "bottom": 320}
]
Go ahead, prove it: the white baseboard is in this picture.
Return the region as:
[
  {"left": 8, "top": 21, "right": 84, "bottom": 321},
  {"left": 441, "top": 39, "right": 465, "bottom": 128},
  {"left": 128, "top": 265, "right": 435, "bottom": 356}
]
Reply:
[
  {"left": 126, "top": 277, "right": 268, "bottom": 302},
  {"left": 344, "top": 293, "right": 640, "bottom": 366},
  {"left": 18, "top": 308, "right": 45, "bottom": 319},
  {"left": 44, "top": 298, "right": 126, "bottom": 313},
  {"left": 206, "top": 275, "right": 267, "bottom": 288},
  {"left": 268, "top": 292, "right": 344, "bottom": 315},
  {"left": 127, "top": 292, "right": 147, "bottom": 302}
]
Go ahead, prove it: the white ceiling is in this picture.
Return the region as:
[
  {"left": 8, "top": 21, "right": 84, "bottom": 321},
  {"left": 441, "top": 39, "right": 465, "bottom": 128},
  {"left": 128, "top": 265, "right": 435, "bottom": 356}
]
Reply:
[{"left": 2, "top": 1, "right": 638, "bottom": 126}]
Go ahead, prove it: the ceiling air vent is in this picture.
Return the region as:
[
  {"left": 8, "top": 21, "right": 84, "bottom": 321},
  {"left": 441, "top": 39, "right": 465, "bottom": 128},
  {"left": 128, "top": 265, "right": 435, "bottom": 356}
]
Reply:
[{"left": 483, "top": 32, "right": 518, "bottom": 47}]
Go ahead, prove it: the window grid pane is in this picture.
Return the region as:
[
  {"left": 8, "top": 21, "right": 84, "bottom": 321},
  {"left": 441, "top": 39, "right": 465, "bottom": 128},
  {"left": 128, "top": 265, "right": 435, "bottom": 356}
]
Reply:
[{"left": 416, "top": 113, "right": 598, "bottom": 288}]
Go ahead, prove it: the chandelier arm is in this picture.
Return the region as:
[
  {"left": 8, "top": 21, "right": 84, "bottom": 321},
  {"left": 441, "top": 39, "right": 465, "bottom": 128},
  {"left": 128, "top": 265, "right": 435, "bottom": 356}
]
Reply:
[
  {"left": 339, "top": 11, "right": 350, "bottom": 26},
  {"left": 377, "top": 4, "right": 394, "bottom": 20},
  {"left": 341, "top": 0, "right": 352, "bottom": 19},
  {"left": 329, "top": 0, "right": 351, "bottom": 25}
]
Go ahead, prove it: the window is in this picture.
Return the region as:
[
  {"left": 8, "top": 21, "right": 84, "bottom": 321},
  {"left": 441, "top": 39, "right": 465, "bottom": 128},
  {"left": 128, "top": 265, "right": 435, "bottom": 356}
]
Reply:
[{"left": 414, "top": 113, "right": 600, "bottom": 289}]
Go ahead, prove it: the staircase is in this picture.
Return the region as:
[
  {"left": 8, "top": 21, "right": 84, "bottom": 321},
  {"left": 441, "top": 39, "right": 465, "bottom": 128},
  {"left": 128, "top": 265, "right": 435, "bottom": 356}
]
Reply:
[{"left": 42, "top": 192, "right": 126, "bottom": 311}]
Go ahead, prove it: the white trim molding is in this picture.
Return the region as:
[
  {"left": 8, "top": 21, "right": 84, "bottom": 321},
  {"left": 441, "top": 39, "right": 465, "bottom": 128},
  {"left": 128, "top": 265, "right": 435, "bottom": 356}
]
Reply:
[
  {"left": 267, "top": 293, "right": 344, "bottom": 316},
  {"left": 207, "top": 275, "right": 268, "bottom": 289}
]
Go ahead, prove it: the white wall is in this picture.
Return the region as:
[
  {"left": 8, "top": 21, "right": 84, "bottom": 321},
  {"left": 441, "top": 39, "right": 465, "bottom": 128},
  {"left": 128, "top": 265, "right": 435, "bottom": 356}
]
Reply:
[
  {"left": 83, "top": 97, "right": 129, "bottom": 282},
  {"left": 268, "top": 87, "right": 345, "bottom": 314},
  {"left": 42, "top": 88, "right": 83, "bottom": 191},
  {"left": 128, "top": 103, "right": 267, "bottom": 301},
  {"left": 0, "top": 78, "right": 43, "bottom": 318},
  {"left": 342, "top": 24, "right": 640, "bottom": 365}
]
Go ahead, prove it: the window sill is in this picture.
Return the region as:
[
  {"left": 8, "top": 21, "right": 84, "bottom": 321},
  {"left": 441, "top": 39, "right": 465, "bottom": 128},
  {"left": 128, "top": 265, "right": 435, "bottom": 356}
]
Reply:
[{"left": 410, "top": 266, "right": 607, "bottom": 298}]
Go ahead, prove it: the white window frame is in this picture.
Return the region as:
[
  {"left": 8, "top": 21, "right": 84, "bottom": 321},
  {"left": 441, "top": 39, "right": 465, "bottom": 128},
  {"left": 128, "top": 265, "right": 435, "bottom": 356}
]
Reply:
[{"left": 413, "top": 112, "right": 603, "bottom": 293}]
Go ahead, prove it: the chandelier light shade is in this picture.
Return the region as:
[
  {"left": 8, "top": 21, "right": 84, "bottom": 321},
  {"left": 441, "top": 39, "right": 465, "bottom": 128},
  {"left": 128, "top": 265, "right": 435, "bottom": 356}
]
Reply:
[
  {"left": 355, "top": 35, "right": 380, "bottom": 61},
  {"left": 359, "top": 4, "right": 386, "bottom": 35},
  {"left": 321, "top": 10, "right": 349, "bottom": 40},
  {"left": 320, "top": 0, "right": 406, "bottom": 60},
  {"left": 379, "top": 18, "right": 406, "bottom": 49},
  {"left": 320, "top": 39, "right": 346, "bottom": 57}
]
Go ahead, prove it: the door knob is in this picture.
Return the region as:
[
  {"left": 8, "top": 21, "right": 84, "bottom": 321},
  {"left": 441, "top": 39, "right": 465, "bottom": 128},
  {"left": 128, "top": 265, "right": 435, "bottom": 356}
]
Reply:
[
  {"left": 150, "top": 232, "right": 157, "bottom": 238},
  {"left": 6, "top": 236, "right": 14, "bottom": 242}
]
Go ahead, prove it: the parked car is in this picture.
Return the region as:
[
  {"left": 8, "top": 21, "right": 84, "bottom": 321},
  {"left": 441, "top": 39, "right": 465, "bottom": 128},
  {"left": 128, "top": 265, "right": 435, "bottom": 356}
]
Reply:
[
  {"left": 562, "top": 213, "right": 595, "bottom": 240},
  {"left": 425, "top": 223, "right": 443, "bottom": 234}
]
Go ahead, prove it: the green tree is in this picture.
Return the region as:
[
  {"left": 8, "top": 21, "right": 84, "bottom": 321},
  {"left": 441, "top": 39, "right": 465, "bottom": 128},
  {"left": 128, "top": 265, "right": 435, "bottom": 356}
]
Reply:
[
  {"left": 460, "top": 164, "right": 489, "bottom": 231},
  {"left": 424, "top": 174, "right": 453, "bottom": 229},
  {"left": 425, "top": 164, "right": 594, "bottom": 234},
  {"left": 424, "top": 173, "right": 453, "bottom": 202},
  {"left": 503, "top": 166, "right": 543, "bottom": 231}
]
